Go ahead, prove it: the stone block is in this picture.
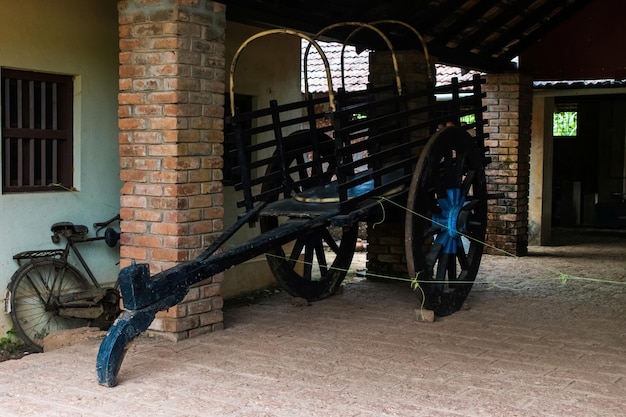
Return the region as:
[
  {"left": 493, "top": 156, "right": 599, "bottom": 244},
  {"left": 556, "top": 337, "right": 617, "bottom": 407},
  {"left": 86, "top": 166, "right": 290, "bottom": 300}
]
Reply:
[{"left": 414, "top": 308, "right": 435, "bottom": 323}]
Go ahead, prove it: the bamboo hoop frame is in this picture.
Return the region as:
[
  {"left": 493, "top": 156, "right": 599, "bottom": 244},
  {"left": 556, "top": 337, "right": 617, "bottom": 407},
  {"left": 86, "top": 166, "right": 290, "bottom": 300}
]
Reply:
[
  {"left": 302, "top": 21, "right": 402, "bottom": 95},
  {"left": 229, "top": 28, "right": 336, "bottom": 115},
  {"left": 364, "top": 20, "right": 434, "bottom": 86}
]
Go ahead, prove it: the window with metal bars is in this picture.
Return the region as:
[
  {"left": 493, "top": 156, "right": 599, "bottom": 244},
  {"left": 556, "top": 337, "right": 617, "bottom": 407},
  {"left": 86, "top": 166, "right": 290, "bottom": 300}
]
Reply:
[{"left": 1, "top": 68, "right": 73, "bottom": 193}]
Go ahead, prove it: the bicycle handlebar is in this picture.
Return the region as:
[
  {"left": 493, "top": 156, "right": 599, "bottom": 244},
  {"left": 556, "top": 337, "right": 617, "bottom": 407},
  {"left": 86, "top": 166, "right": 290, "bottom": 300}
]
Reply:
[{"left": 94, "top": 214, "right": 121, "bottom": 230}]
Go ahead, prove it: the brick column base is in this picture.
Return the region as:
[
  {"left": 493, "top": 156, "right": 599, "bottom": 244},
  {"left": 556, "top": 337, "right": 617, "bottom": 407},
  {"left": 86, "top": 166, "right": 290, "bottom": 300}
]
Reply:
[
  {"left": 366, "top": 207, "right": 408, "bottom": 278},
  {"left": 483, "top": 73, "right": 533, "bottom": 256},
  {"left": 117, "top": 0, "right": 226, "bottom": 341},
  {"left": 366, "top": 49, "right": 433, "bottom": 279}
]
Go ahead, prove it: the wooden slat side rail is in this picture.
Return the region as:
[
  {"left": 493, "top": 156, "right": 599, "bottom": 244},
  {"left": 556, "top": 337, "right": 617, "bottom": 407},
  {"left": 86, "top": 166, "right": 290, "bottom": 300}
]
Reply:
[
  {"left": 226, "top": 76, "right": 486, "bottom": 217},
  {"left": 228, "top": 97, "right": 334, "bottom": 212},
  {"left": 333, "top": 76, "right": 486, "bottom": 212}
]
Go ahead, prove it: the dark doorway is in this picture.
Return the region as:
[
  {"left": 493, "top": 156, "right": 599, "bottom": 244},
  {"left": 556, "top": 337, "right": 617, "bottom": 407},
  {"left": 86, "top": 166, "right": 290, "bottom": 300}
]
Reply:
[{"left": 552, "top": 95, "right": 626, "bottom": 228}]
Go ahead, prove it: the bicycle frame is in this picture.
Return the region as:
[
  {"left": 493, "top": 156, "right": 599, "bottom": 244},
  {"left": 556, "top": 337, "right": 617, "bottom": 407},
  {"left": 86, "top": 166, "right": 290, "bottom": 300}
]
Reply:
[
  {"left": 12, "top": 214, "right": 120, "bottom": 288},
  {"left": 62, "top": 236, "right": 107, "bottom": 288},
  {"left": 7, "top": 215, "right": 121, "bottom": 352}
]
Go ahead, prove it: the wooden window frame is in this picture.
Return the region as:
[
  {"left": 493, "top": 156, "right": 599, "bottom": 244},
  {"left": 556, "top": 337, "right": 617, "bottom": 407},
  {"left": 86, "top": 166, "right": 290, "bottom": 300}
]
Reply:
[{"left": 1, "top": 68, "right": 73, "bottom": 193}]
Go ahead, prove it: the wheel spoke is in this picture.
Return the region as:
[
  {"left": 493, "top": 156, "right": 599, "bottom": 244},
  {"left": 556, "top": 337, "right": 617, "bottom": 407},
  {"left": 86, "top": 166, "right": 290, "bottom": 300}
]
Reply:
[
  {"left": 424, "top": 223, "right": 442, "bottom": 237},
  {"left": 425, "top": 243, "right": 443, "bottom": 271},
  {"left": 260, "top": 130, "right": 358, "bottom": 300},
  {"left": 461, "top": 198, "right": 481, "bottom": 212},
  {"left": 435, "top": 252, "right": 449, "bottom": 282},
  {"left": 443, "top": 152, "right": 455, "bottom": 187},
  {"left": 456, "top": 244, "right": 470, "bottom": 271},
  {"left": 448, "top": 251, "right": 458, "bottom": 279},
  {"left": 57, "top": 268, "right": 78, "bottom": 296},
  {"left": 454, "top": 151, "right": 468, "bottom": 185},
  {"left": 467, "top": 219, "right": 484, "bottom": 233},
  {"left": 32, "top": 265, "right": 57, "bottom": 300},
  {"left": 405, "top": 127, "right": 487, "bottom": 316},
  {"left": 288, "top": 237, "right": 306, "bottom": 267},
  {"left": 457, "top": 270, "right": 469, "bottom": 285},
  {"left": 461, "top": 170, "right": 475, "bottom": 197},
  {"left": 314, "top": 238, "right": 329, "bottom": 278},
  {"left": 320, "top": 227, "right": 340, "bottom": 253},
  {"left": 22, "top": 273, "right": 48, "bottom": 305},
  {"left": 433, "top": 162, "right": 445, "bottom": 196},
  {"left": 303, "top": 242, "right": 314, "bottom": 280},
  {"left": 9, "top": 259, "right": 92, "bottom": 352},
  {"left": 303, "top": 236, "right": 315, "bottom": 263}
]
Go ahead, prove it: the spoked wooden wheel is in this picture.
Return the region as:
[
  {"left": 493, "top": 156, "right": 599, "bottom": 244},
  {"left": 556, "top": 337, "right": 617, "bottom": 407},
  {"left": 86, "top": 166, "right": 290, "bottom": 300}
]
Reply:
[
  {"left": 405, "top": 127, "right": 488, "bottom": 316},
  {"left": 260, "top": 130, "right": 358, "bottom": 301}
]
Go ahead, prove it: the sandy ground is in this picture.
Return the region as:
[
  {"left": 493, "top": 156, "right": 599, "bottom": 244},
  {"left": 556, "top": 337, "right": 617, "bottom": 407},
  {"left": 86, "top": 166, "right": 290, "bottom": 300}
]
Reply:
[
  {"left": 474, "top": 228, "right": 625, "bottom": 311},
  {"left": 0, "top": 227, "right": 623, "bottom": 417},
  {"left": 348, "top": 227, "right": 625, "bottom": 313}
]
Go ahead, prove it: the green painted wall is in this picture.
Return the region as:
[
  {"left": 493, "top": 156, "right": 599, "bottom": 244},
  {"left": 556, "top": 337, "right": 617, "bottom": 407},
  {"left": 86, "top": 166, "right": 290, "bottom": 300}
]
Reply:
[
  {"left": 0, "top": 0, "right": 120, "bottom": 335},
  {"left": 0, "top": 6, "right": 306, "bottom": 337}
]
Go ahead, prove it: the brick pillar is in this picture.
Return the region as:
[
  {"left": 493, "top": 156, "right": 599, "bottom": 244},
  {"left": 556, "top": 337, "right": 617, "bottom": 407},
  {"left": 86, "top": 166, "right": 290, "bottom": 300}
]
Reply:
[
  {"left": 367, "top": 50, "right": 433, "bottom": 277},
  {"left": 483, "top": 72, "right": 533, "bottom": 256},
  {"left": 118, "top": 0, "right": 226, "bottom": 340}
]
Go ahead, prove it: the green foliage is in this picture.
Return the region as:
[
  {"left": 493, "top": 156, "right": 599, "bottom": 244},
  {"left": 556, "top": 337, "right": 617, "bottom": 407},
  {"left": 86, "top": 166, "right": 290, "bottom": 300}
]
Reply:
[
  {"left": 553, "top": 111, "right": 577, "bottom": 136},
  {"left": 459, "top": 114, "right": 476, "bottom": 125},
  {"left": 0, "top": 328, "right": 27, "bottom": 356}
]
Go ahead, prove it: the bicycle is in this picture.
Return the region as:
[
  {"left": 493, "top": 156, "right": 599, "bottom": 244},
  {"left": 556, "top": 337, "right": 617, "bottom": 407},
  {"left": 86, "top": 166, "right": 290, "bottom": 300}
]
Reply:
[{"left": 6, "top": 214, "right": 122, "bottom": 352}]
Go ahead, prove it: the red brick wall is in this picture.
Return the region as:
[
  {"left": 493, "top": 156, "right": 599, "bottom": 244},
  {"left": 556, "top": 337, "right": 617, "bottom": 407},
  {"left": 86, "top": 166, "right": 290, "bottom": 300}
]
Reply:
[
  {"left": 367, "top": 50, "right": 433, "bottom": 278},
  {"left": 483, "top": 73, "right": 533, "bottom": 256},
  {"left": 117, "top": 0, "right": 226, "bottom": 340}
]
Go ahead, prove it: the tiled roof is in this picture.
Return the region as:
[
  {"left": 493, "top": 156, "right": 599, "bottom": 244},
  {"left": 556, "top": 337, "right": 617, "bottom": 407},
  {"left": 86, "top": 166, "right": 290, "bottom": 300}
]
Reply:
[
  {"left": 302, "top": 40, "right": 369, "bottom": 93},
  {"left": 303, "top": 43, "right": 626, "bottom": 93},
  {"left": 435, "top": 64, "right": 482, "bottom": 86},
  {"left": 302, "top": 41, "right": 483, "bottom": 93}
]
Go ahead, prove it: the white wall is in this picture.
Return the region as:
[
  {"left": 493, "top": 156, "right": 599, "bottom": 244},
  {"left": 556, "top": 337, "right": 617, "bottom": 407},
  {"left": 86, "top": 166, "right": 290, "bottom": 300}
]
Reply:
[
  {"left": 0, "top": 0, "right": 120, "bottom": 334},
  {"left": 222, "top": 22, "right": 303, "bottom": 298}
]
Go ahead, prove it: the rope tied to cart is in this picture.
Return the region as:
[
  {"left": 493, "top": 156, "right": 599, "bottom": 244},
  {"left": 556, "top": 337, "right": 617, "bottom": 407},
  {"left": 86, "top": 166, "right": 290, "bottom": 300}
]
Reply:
[
  {"left": 376, "top": 196, "right": 626, "bottom": 288},
  {"left": 266, "top": 195, "right": 625, "bottom": 295}
]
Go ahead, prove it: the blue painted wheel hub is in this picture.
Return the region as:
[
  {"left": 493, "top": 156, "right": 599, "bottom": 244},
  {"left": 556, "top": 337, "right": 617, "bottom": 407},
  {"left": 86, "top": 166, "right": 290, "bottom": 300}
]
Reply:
[{"left": 432, "top": 188, "right": 467, "bottom": 254}]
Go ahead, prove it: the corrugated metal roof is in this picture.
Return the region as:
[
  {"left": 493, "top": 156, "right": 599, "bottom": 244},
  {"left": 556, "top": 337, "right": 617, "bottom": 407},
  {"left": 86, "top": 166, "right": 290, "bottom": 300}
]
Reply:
[{"left": 534, "top": 79, "right": 626, "bottom": 89}]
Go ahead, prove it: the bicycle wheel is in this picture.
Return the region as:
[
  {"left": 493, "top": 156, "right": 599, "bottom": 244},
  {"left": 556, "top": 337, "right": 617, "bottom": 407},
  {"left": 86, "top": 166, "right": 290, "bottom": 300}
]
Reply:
[{"left": 7, "top": 259, "right": 91, "bottom": 352}]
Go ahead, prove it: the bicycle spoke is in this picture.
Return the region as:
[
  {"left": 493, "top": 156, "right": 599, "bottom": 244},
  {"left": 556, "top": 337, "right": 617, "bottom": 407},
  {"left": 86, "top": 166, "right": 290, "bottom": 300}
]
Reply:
[
  {"left": 22, "top": 273, "right": 48, "bottom": 306},
  {"left": 9, "top": 259, "right": 92, "bottom": 352}
]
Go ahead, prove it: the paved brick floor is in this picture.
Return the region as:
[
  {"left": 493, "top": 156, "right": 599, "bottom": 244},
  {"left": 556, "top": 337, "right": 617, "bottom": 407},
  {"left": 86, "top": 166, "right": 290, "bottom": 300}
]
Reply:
[{"left": 0, "top": 229, "right": 624, "bottom": 416}]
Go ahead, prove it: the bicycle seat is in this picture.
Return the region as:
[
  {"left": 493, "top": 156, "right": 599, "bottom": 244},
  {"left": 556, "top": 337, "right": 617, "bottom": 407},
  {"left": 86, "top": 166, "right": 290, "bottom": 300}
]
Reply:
[{"left": 51, "top": 222, "right": 89, "bottom": 239}]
